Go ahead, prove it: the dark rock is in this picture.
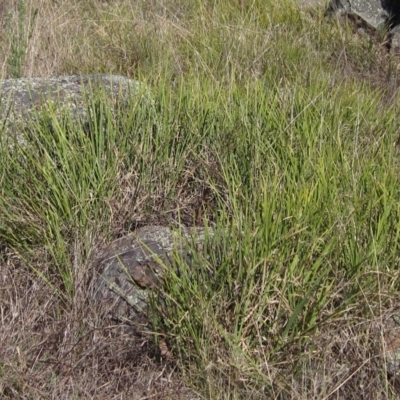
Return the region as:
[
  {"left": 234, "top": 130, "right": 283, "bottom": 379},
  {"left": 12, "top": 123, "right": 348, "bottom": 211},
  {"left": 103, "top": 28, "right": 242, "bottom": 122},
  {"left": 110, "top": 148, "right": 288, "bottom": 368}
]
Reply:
[{"left": 91, "top": 226, "right": 214, "bottom": 326}]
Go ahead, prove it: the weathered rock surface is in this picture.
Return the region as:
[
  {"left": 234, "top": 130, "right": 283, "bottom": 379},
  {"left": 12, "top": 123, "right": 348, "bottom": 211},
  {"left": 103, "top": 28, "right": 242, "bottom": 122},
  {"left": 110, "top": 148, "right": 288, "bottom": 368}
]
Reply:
[
  {"left": 328, "top": 0, "right": 389, "bottom": 29},
  {"left": 327, "top": 0, "right": 400, "bottom": 50},
  {"left": 0, "top": 74, "right": 150, "bottom": 143},
  {"left": 298, "top": 0, "right": 329, "bottom": 7},
  {"left": 390, "top": 24, "right": 400, "bottom": 52},
  {"left": 381, "top": 310, "right": 400, "bottom": 376},
  {"left": 91, "top": 225, "right": 214, "bottom": 326}
]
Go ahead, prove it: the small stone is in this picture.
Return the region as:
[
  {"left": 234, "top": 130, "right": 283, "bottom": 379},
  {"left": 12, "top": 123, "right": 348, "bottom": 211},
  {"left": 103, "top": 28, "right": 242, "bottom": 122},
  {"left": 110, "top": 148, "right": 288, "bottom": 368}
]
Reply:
[{"left": 91, "top": 225, "right": 214, "bottom": 325}]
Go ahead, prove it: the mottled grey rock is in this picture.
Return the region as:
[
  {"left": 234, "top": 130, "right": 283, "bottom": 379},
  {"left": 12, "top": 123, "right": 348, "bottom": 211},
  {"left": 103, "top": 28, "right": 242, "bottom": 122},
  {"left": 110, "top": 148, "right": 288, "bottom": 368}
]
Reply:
[
  {"left": 327, "top": 0, "right": 400, "bottom": 52},
  {"left": 330, "top": 0, "right": 389, "bottom": 29},
  {"left": 328, "top": 0, "right": 389, "bottom": 30},
  {"left": 390, "top": 24, "right": 400, "bottom": 52},
  {"left": 0, "top": 74, "right": 151, "bottom": 145},
  {"left": 298, "top": 0, "right": 329, "bottom": 7},
  {"left": 383, "top": 312, "right": 400, "bottom": 375},
  {"left": 92, "top": 226, "right": 214, "bottom": 326}
]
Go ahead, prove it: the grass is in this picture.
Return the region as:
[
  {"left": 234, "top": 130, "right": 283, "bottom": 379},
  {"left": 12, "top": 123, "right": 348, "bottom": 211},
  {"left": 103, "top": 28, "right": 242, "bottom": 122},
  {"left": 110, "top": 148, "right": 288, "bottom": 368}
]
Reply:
[{"left": 1, "top": 0, "right": 400, "bottom": 398}]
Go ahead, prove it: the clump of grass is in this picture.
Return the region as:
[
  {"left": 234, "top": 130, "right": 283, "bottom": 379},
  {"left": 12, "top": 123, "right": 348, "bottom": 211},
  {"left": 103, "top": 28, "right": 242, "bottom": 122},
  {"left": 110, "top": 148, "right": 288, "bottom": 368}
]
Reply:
[{"left": 152, "top": 80, "right": 400, "bottom": 398}]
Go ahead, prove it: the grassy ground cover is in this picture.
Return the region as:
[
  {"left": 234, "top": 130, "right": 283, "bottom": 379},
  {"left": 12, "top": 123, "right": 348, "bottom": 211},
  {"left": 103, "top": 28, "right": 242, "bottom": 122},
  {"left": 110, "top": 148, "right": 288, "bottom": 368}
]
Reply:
[{"left": 1, "top": 0, "right": 400, "bottom": 398}]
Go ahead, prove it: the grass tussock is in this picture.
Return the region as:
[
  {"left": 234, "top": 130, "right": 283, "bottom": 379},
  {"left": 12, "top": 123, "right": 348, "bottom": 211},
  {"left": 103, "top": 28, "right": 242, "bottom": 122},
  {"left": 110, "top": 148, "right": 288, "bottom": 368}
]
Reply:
[{"left": 1, "top": 0, "right": 400, "bottom": 398}]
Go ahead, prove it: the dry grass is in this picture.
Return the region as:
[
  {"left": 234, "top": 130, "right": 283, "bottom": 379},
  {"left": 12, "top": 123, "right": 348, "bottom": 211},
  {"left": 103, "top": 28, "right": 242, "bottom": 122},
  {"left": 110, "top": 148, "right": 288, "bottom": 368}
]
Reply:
[
  {"left": 0, "top": 0, "right": 197, "bottom": 78},
  {"left": 0, "top": 248, "right": 200, "bottom": 399}
]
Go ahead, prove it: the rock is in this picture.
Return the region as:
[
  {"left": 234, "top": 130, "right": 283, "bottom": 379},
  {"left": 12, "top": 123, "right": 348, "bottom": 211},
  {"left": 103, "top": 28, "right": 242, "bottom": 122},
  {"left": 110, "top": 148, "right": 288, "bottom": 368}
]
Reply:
[
  {"left": 298, "top": 0, "right": 330, "bottom": 7},
  {"left": 327, "top": 0, "right": 389, "bottom": 29},
  {"left": 0, "top": 74, "right": 151, "bottom": 145},
  {"left": 390, "top": 24, "right": 400, "bottom": 52},
  {"left": 91, "top": 225, "right": 214, "bottom": 326},
  {"left": 326, "top": 0, "right": 400, "bottom": 50},
  {"left": 383, "top": 311, "right": 400, "bottom": 375}
]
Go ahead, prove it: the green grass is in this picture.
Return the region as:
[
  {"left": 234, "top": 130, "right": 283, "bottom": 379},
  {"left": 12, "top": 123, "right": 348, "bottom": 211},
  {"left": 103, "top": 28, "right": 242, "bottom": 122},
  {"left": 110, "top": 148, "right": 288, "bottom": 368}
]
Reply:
[
  {"left": 1, "top": 0, "right": 400, "bottom": 398},
  {"left": 151, "top": 81, "right": 400, "bottom": 397},
  {"left": 5, "top": 0, "right": 37, "bottom": 78}
]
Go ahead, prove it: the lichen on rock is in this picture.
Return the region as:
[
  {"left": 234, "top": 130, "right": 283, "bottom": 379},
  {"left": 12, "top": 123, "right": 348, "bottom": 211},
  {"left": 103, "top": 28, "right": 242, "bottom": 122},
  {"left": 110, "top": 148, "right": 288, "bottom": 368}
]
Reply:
[
  {"left": 92, "top": 225, "right": 214, "bottom": 325},
  {"left": 0, "top": 74, "right": 151, "bottom": 144}
]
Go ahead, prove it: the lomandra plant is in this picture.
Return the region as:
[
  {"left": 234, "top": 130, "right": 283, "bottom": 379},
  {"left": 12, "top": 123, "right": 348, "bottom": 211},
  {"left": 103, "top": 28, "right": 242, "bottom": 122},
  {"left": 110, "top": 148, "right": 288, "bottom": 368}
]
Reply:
[
  {"left": 151, "top": 77, "right": 400, "bottom": 398},
  {"left": 0, "top": 89, "right": 144, "bottom": 298}
]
